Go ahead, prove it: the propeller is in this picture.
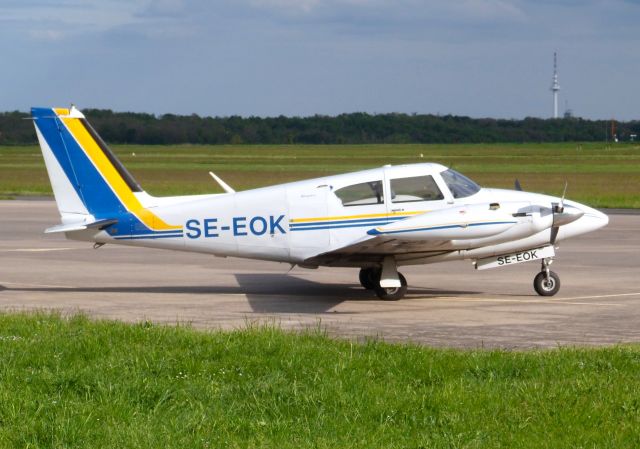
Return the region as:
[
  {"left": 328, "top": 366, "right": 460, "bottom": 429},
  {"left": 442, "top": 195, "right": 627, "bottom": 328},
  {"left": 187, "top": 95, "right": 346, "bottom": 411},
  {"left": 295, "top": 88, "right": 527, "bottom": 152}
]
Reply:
[
  {"left": 514, "top": 179, "right": 522, "bottom": 191},
  {"left": 550, "top": 182, "right": 568, "bottom": 245}
]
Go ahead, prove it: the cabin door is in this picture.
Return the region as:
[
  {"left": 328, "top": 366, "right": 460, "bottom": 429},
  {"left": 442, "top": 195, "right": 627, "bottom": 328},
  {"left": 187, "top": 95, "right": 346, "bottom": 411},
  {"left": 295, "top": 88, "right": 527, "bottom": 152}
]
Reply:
[{"left": 287, "top": 185, "right": 331, "bottom": 261}]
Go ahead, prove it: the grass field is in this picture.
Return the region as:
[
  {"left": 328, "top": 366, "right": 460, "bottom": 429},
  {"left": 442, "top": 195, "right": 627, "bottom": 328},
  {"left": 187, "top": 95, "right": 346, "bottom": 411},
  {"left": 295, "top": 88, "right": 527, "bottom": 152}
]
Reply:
[
  {"left": 0, "top": 313, "right": 638, "bottom": 448},
  {"left": 1, "top": 142, "right": 639, "bottom": 208}
]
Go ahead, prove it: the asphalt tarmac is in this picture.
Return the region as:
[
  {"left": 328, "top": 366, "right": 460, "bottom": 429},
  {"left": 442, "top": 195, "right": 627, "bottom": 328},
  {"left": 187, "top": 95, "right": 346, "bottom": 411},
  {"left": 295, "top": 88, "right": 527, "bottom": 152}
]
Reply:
[{"left": 1, "top": 200, "right": 639, "bottom": 349}]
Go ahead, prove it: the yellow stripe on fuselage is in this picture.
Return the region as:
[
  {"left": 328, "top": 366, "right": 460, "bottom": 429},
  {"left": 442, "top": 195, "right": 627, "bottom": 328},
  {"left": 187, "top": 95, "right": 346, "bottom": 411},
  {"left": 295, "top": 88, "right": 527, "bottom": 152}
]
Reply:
[
  {"left": 290, "top": 210, "right": 426, "bottom": 223},
  {"left": 61, "top": 116, "right": 181, "bottom": 231}
]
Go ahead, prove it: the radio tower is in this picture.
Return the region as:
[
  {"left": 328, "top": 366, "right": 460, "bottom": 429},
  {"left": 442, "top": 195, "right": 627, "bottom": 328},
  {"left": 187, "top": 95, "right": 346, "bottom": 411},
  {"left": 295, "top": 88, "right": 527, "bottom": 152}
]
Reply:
[{"left": 551, "top": 52, "right": 560, "bottom": 118}]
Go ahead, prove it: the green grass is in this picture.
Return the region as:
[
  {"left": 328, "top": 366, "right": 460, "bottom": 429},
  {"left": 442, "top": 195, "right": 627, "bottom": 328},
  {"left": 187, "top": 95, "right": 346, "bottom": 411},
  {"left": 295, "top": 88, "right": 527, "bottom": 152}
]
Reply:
[
  {"left": 1, "top": 142, "right": 639, "bottom": 207},
  {"left": 1, "top": 313, "right": 639, "bottom": 448}
]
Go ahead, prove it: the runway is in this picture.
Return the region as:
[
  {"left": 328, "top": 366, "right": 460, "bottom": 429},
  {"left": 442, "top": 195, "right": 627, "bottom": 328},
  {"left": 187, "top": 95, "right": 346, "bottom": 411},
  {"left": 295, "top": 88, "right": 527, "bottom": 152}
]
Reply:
[{"left": 1, "top": 200, "right": 639, "bottom": 349}]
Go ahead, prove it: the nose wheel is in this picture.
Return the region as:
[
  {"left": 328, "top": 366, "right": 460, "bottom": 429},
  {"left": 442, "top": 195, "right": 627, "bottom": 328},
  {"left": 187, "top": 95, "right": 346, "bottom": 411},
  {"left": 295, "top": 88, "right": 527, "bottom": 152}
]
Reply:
[{"left": 533, "top": 258, "right": 561, "bottom": 296}]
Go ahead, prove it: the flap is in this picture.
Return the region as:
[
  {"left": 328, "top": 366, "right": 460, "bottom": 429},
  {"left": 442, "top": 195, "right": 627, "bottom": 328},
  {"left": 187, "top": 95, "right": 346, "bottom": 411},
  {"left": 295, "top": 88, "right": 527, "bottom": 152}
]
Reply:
[{"left": 303, "top": 234, "right": 452, "bottom": 267}]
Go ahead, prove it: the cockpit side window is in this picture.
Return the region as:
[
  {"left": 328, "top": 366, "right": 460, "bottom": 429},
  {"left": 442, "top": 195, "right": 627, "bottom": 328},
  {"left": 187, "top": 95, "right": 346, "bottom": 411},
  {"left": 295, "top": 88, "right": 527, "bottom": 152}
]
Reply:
[
  {"left": 390, "top": 175, "right": 444, "bottom": 203},
  {"left": 334, "top": 180, "right": 384, "bottom": 206},
  {"left": 440, "top": 169, "right": 481, "bottom": 199}
]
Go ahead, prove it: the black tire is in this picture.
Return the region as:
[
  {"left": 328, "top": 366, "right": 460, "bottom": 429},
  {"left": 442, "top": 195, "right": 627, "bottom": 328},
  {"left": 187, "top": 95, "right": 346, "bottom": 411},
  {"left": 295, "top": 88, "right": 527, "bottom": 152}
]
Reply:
[
  {"left": 533, "top": 271, "right": 561, "bottom": 296},
  {"left": 359, "top": 267, "right": 379, "bottom": 290},
  {"left": 375, "top": 273, "right": 408, "bottom": 301}
]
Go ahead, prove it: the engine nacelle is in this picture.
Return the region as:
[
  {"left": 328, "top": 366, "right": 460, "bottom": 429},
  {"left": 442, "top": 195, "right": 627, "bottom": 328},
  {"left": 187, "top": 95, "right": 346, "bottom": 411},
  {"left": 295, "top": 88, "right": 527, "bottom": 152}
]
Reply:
[{"left": 367, "top": 204, "right": 518, "bottom": 241}]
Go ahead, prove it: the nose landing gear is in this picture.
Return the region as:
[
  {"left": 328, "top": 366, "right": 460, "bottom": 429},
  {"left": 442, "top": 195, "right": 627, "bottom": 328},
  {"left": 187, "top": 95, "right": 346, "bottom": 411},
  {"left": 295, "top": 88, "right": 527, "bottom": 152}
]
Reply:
[{"left": 533, "top": 258, "right": 561, "bottom": 296}]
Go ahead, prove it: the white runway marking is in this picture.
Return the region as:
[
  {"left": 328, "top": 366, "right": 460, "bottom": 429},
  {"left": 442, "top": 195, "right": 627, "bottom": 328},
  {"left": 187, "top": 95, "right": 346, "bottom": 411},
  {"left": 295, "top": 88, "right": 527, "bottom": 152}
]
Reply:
[
  {"left": 415, "top": 296, "right": 623, "bottom": 306},
  {"left": 557, "top": 292, "right": 640, "bottom": 301},
  {"left": 2, "top": 248, "right": 76, "bottom": 252},
  {"left": 0, "top": 280, "right": 76, "bottom": 289}
]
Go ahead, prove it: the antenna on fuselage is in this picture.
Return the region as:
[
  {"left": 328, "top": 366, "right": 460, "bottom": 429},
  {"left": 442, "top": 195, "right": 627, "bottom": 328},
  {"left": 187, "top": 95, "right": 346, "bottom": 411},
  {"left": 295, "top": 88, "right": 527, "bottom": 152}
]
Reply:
[{"left": 208, "top": 171, "right": 235, "bottom": 194}]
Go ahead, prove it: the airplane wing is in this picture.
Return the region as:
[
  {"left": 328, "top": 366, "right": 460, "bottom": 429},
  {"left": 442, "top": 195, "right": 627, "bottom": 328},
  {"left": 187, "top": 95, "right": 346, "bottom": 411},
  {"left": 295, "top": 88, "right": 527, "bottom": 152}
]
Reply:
[
  {"left": 303, "top": 203, "right": 519, "bottom": 267},
  {"left": 304, "top": 234, "right": 454, "bottom": 267}
]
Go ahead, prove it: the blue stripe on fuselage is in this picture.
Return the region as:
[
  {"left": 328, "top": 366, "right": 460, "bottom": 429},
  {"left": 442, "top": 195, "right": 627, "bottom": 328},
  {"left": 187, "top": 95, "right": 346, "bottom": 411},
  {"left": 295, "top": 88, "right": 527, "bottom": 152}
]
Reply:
[
  {"left": 113, "top": 232, "right": 184, "bottom": 240},
  {"left": 290, "top": 220, "right": 400, "bottom": 231},
  {"left": 289, "top": 216, "right": 404, "bottom": 229}
]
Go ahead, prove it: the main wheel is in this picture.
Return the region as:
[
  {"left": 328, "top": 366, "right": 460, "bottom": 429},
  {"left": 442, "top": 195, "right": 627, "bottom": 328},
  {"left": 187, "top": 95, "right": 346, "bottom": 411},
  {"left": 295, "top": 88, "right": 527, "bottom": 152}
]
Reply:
[
  {"left": 359, "top": 267, "right": 379, "bottom": 290},
  {"left": 533, "top": 271, "right": 560, "bottom": 296},
  {"left": 375, "top": 273, "right": 408, "bottom": 301}
]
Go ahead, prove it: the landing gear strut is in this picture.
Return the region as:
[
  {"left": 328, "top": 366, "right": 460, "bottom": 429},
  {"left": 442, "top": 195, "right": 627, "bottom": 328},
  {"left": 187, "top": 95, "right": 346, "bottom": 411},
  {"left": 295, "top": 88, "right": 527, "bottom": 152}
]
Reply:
[
  {"left": 358, "top": 263, "right": 408, "bottom": 301},
  {"left": 533, "top": 258, "right": 560, "bottom": 296}
]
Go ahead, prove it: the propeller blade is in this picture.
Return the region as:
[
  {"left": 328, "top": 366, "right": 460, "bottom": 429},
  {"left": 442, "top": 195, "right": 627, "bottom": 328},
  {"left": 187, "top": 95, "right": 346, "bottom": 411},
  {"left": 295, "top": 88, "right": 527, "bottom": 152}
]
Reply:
[
  {"left": 559, "top": 181, "right": 568, "bottom": 211},
  {"left": 550, "top": 180, "right": 582, "bottom": 245},
  {"left": 514, "top": 179, "right": 522, "bottom": 191},
  {"left": 550, "top": 181, "right": 569, "bottom": 245}
]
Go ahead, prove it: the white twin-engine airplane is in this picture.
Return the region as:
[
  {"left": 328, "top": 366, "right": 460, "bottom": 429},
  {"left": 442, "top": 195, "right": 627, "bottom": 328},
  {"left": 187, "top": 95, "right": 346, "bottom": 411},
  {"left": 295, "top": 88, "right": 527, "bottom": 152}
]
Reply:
[{"left": 32, "top": 106, "right": 608, "bottom": 300}]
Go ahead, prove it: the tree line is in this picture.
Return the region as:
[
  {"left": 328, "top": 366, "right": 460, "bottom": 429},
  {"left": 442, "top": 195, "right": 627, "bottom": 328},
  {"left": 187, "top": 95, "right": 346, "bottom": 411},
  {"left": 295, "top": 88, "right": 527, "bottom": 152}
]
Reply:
[{"left": 1, "top": 109, "right": 638, "bottom": 145}]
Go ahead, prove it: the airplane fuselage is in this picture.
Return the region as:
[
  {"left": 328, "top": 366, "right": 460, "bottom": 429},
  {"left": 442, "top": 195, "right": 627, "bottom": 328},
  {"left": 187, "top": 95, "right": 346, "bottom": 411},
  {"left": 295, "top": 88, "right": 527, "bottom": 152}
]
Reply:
[{"left": 71, "top": 164, "right": 608, "bottom": 268}]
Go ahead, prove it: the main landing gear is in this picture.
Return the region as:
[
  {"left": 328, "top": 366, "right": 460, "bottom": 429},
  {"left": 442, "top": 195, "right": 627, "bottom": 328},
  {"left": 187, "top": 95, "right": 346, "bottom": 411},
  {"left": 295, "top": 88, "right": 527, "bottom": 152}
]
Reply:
[
  {"left": 359, "top": 257, "right": 408, "bottom": 300},
  {"left": 533, "top": 258, "right": 561, "bottom": 296}
]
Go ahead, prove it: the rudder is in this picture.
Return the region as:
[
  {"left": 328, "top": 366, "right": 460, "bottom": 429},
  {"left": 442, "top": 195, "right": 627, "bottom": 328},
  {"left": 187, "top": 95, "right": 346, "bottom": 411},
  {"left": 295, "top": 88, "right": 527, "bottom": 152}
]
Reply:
[{"left": 32, "top": 106, "right": 141, "bottom": 218}]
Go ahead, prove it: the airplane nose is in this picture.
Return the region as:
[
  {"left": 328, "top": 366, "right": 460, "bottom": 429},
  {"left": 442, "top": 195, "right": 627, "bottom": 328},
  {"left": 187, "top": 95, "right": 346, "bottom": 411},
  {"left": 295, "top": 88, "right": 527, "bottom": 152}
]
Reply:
[
  {"left": 572, "top": 202, "right": 609, "bottom": 232},
  {"left": 593, "top": 208, "right": 609, "bottom": 226}
]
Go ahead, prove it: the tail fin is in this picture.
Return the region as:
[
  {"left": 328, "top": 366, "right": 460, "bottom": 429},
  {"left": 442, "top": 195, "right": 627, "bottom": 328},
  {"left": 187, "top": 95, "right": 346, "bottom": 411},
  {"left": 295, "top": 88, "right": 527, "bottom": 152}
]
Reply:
[{"left": 31, "top": 106, "right": 180, "bottom": 233}]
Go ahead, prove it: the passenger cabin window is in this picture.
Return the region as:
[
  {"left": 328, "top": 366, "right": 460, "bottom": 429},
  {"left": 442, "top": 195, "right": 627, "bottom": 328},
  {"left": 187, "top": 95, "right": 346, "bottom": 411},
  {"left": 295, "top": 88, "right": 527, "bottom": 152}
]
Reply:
[
  {"left": 390, "top": 175, "right": 443, "bottom": 203},
  {"left": 335, "top": 180, "right": 384, "bottom": 206}
]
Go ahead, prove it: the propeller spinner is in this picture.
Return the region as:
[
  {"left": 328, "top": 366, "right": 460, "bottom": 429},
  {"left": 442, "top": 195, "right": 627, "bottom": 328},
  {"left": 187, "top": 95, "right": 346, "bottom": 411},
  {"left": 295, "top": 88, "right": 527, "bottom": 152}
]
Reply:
[{"left": 550, "top": 182, "right": 583, "bottom": 244}]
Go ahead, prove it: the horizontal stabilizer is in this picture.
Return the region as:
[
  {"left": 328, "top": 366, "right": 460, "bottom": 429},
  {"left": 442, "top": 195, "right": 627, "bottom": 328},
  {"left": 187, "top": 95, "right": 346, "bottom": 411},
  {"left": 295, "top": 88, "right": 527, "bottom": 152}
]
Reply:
[{"left": 45, "top": 218, "right": 118, "bottom": 234}]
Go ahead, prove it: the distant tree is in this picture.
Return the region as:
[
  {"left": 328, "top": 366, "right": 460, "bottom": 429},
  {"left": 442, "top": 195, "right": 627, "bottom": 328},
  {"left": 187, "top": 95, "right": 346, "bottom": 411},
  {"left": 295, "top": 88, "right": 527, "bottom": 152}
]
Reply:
[{"left": 1, "top": 109, "right": 639, "bottom": 146}]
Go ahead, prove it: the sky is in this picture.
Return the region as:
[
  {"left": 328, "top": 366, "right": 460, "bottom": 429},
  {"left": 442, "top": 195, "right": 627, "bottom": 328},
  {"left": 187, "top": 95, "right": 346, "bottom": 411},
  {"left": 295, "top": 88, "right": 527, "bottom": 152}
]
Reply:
[{"left": 1, "top": 0, "right": 639, "bottom": 119}]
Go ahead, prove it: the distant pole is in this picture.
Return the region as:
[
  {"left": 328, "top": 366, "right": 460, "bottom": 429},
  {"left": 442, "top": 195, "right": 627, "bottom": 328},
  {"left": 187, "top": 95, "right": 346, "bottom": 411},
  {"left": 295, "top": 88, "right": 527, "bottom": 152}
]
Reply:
[{"left": 551, "top": 52, "right": 560, "bottom": 118}]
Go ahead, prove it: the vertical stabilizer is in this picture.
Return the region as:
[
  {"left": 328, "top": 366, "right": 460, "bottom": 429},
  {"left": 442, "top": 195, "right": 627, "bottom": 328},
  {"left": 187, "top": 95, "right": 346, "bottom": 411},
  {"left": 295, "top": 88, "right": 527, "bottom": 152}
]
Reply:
[{"left": 31, "top": 106, "right": 181, "bottom": 234}]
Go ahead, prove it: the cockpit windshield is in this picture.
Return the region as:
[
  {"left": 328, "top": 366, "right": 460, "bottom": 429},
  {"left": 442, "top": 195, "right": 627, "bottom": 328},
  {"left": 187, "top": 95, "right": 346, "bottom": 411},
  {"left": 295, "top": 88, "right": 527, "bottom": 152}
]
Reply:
[{"left": 440, "top": 169, "right": 481, "bottom": 198}]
